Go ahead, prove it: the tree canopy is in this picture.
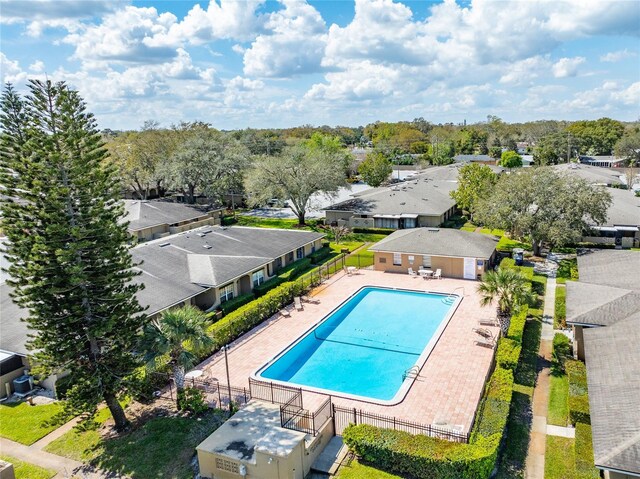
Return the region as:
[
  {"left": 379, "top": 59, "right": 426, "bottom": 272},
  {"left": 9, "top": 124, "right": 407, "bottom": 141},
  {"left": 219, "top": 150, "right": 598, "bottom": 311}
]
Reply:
[
  {"left": 475, "top": 168, "right": 612, "bottom": 255},
  {"left": 450, "top": 163, "right": 498, "bottom": 220},
  {"left": 566, "top": 118, "right": 625, "bottom": 155},
  {"left": 1, "top": 81, "right": 145, "bottom": 430},
  {"left": 244, "top": 139, "right": 349, "bottom": 225},
  {"left": 358, "top": 151, "right": 393, "bottom": 187},
  {"left": 498, "top": 150, "right": 523, "bottom": 168}
]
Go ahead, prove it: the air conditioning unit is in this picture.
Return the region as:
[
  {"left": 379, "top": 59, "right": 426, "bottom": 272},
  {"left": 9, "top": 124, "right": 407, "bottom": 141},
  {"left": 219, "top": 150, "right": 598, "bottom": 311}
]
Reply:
[{"left": 13, "top": 375, "right": 32, "bottom": 395}]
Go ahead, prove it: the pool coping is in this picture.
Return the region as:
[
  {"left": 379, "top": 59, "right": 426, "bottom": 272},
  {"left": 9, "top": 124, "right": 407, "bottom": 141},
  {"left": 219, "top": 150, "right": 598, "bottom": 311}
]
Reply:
[{"left": 251, "top": 285, "right": 463, "bottom": 406}]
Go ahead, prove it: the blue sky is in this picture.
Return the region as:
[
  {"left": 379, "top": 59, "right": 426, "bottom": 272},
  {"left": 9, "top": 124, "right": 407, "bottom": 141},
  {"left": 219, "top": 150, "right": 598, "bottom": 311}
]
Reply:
[{"left": 1, "top": 0, "right": 639, "bottom": 130}]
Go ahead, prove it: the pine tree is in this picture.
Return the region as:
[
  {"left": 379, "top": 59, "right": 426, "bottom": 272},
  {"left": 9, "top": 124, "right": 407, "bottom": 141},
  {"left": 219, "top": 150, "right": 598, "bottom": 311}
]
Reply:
[{"left": 1, "top": 80, "right": 146, "bottom": 431}]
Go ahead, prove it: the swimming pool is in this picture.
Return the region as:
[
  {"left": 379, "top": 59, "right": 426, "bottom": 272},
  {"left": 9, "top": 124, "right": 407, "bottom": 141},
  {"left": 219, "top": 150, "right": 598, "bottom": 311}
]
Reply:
[{"left": 254, "top": 286, "right": 460, "bottom": 404}]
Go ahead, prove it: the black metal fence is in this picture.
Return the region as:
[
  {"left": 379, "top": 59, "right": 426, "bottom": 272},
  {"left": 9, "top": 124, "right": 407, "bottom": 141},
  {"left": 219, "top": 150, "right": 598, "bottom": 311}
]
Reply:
[
  {"left": 248, "top": 377, "right": 303, "bottom": 408},
  {"left": 280, "top": 396, "right": 332, "bottom": 436},
  {"left": 296, "top": 254, "right": 346, "bottom": 290},
  {"left": 332, "top": 404, "right": 469, "bottom": 443}
]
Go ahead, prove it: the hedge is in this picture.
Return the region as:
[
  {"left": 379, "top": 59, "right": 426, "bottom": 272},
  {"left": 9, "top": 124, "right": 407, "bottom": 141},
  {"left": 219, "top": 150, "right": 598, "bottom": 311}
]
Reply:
[
  {"left": 496, "top": 338, "right": 521, "bottom": 373},
  {"left": 308, "top": 247, "right": 332, "bottom": 264},
  {"left": 253, "top": 258, "right": 313, "bottom": 296},
  {"left": 552, "top": 334, "right": 570, "bottom": 366},
  {"left": 352, "top": 227, "right": 395, "bottom": 235},
  {"left": 219, "top": 293, "right": 255, "bottom": 315},
  {"left": 342, "top": 425, "right": 498, "bottom": 479},
  {"left": 343, "top": 366, "right": 513, "bottom": 479},
  {"left": 207, "top": 279, "right": 309, "bottom": 349},
  {"left": 575, "top": 423, "right": 599, "bottom": 479},
  {"left": 567, "top": 360, "right": 590, "bottom": 425},
  {"left": 554, "top": 286, "right": 566, "bottom": 328},
  {"left": 506, "top": 306, "right": 528, "bottom": 343}
]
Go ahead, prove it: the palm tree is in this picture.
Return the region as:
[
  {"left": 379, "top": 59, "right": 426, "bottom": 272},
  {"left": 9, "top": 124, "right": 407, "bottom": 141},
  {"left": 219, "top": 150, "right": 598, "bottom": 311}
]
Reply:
[
  {"left": 141, "top": 306, "right": 214, "bottom": 404},
  {"left": 477, "top": 268, "right": 535, "bottom": 332}
]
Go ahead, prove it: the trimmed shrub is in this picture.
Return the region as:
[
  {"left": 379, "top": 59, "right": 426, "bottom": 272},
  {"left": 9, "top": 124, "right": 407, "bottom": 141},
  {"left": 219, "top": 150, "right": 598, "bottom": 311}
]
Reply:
[
  {"left": 567, "top": 360, "right": 590, "bottom": 425},
  {"left": 575, "top": 422, "right": 599, "bottom": 479},
  {"left": 507, "top": 307, "right": 528, "bottom": 343},
  {"left": 352, "top": 227, "right": 394, "bottom": 235},
  {"left": 552, "top": 334, "right": 571, "bottom": 366},
  {"left": 308, "top": 247, "right": 332, "bottom": 264},
  {"left": 177, "top": 387, "right": 208, "bottom": 415},
  {"left": 342, "top": 425, "right": 497, "bottom": 479},
  {"left": 555, "top": 286, "right": 566, "bottom": 328},
  {"left": 220, "top": 293, "right": 255, "bottom": 315},
  {"left": 496, "top": 338, "right": 521, "bottom": 372},
  {"left": 471, "top": 368, "right": 514, "bottom": 441},
  {"left": 253, "top": 276, "right": 284, "bottom": 296}
]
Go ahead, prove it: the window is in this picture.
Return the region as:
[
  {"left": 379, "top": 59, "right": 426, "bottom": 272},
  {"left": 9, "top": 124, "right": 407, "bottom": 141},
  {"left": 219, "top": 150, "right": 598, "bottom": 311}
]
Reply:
[
  {"left": 393, "top": 253, "right": 402, "bottom": 266},
  {"left": 379, "top": 257, "right": 387, "bottom": 264},
  {"left": 287, "top": 251, "right": 294, "bottom": 262},
  {"left": 252, "top": 270, "right": 264, "bottom": 287},
  {"left": 220, "top": 284, "right": 234, "bottom": 303},
  {"left": 408, "top": 255, "right": 414, "bottom": 265},
  {"left": 422, "top": 256, "right": 432, "bottom": 268},
  {"left": 274, "top": 257, "right": 283, "bottom": 271},
  {"left": 296, "top": 247, "right": 304, "bottom": 259}
]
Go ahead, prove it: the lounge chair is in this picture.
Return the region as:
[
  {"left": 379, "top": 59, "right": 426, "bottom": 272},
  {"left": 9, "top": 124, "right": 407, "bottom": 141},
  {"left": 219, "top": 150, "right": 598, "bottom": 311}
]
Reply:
[
  {"left": 472, "top": 327, "right": 496, "bottom": 348},
  {"left": 343, "top": 265, "right": 352, "bottom": 276},
  {"left": 302, "top": 295, "right": 320, "bottom": 304},
  {"left": 294, "top": 296, "right": 304, "bottom": 311},
  {"left": 408, "top": 268, "right": 417, "bottom": 277},
  {"left": 433, "top": 268, "right": 442, "bottom": 279},
  {"left": 280, "top": 308, "right": 291, "bottom": 318},
  {"left": 478, "top": 317, "right": 500, "bottom": 327}
]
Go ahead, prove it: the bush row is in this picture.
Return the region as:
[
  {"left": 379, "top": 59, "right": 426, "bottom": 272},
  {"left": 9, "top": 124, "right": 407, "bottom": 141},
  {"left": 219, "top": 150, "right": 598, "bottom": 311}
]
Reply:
[
  {"left": 308, "top": 247, "right": 333, "bottom": 264},
  {"left": 343, "top": 363, "right": 515, "bottom": 479},
  {"left": 351, "top": 227, "right": 394, "bottom": 235},
  {"left": 554, "top": 286, "right": 566, "bottom": 328},
  {"left": 343, "top": 425, "right": 498, "bottom": 479},
  {"left": 496, "top": 338, "right": 521, "bottom": 372},
  {"left": 552, "top": 333, "right": 571, "bottom": 366},
  {"left": 566, "top": 360, "right": 590, "bottom": 425},
  {"left": 575, "top": 422, "right": 599, "bottom": 479},
  {"left": 219, "top": 293, "right": 255, "bottom": 315},
  {"left": 253, "top": 258, "right": 314, "bottom": 297},
  {"left": 506, "top": 306, "right": 528, "bottom": 343}
]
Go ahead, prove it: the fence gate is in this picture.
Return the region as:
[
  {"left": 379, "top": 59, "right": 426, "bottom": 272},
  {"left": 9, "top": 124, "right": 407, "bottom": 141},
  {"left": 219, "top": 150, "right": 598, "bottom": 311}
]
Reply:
[{"left": 333, "top": 405, "right": 358, "bottom": 436}]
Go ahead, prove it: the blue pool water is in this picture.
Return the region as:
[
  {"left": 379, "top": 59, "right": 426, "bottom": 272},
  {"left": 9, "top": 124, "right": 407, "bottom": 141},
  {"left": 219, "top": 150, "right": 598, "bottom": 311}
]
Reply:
[{"left": 257, "top": 287, "right": 456, "bottom": 402}]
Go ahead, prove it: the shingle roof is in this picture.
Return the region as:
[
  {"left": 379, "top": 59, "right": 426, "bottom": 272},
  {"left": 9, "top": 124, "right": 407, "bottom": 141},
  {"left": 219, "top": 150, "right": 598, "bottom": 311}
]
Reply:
[
  {"left": 0, "top": 225, "right": 324, "bottom": 356},
  {"left": 326, "top": 179, "right": 456, "bottom": 217},
  {"left": 566, "top": 281, "right": 640, "bottom": 327},
  {"left": 576, "top": 250, "right": 640, "bottom": 291},
  {"left": 602, "top": 188, "right": 640, "bottom": 227},
  {"left": 550, "top": 163, "right": 624, "bottom": 186},
  {"left": 369, "top": 227, "right": 498, "bottom": 259},
  {"left": 583, "top": 314, "right": 640, "bottom": 475},
  {"left": 123, "top": 200, "right": 219, "bottom": 232}
]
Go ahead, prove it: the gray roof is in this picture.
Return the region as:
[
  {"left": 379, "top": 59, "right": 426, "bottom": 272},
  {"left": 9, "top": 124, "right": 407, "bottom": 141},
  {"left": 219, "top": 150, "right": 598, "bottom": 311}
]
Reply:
[
  {"left": 576, "top": 250, "right": 640, "bottom": 291},
  {"left": 550, "top": 163, "right": 624, "bottom": 186},
  {"left": 326, "top": 178, "right": 456, "bottom": 217},
  {"left": 369, "top": 227, "right": 498, "bottom": 259},
  {"left": 453, "top": 154, "right": 494, "bottom": 163},
  {"left": 416, "top": 164, "right": 505, "bottom": 181},
  {"left": 123, "top": 200, "right": 219, "bottom": 232},
  {"left": 583, "top": 314, "right": 640, "bottom": 475},
  {"left": 0, "top": 225, "right": 324, "bottom": 356},
  {"left": 602, "top": 187, "right": 640, "bottom": 227}
]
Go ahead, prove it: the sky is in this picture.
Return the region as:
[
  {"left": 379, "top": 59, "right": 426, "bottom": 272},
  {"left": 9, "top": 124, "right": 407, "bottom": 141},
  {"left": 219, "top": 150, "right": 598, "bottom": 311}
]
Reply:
[{"left": 1, "top": 0, "right": 639, "bottom": 131}]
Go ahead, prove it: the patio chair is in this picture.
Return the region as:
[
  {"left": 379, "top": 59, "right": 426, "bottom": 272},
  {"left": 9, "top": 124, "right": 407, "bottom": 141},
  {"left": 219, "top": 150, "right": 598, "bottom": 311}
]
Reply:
[
  {"left": 294, "top": 296, "right": 304, "bottom": 311},
  {"left": 472, "top": 327, "right": 496, "bottom": 348},
  {"left": 280, "top": 308, "right": 291, "bottom": 318},
  {"left": 343, "top": 265, "right": 352, "bottom": 276},
  {"left": 408, "top": 267, "right": 417, "bottom": 277},
  {"left": 433, "top": 268, "right": 442, "bottom": 279},
  {"left": 302, "top": 295, "right": 320, "bottom": 304},
  {"left": 478, "top": 317, "right": 500, "bottom": 327}
]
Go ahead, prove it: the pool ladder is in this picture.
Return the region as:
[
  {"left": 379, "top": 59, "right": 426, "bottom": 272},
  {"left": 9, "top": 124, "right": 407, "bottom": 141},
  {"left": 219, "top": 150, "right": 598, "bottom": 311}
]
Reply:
[
  {"left": 442, "top": 286, "right": 464, "bottom": 305},
  {"left": 403, "top": 365, "right": 420, "bottom": 381}
]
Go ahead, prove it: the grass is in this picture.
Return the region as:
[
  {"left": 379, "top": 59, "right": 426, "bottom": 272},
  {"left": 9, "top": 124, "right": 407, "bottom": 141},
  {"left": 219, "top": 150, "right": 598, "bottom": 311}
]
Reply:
[
  {"left": 497, "top": 235, "right": 531, "bottom": 252},
  {"left": 0, "top": 401, "right": 67, "bottom": 445},
  {"left": 546, "top": 436, "right": 576, "bottom": 479},
  {"left": 0, "top": 455, "right": 56, "bottom": 479},
  {"left": 45, "top": 408, "right": 227, "bottom": 479},
  {"left": 555, "top": 285, "right": 566, "bottom": 328},
  {"left": 336, "top": 458, "right": 403, "bottom": 479},
  {"left": 226, "top": 215, "right": 317, "bottom": 230},
  {"left": 548, "top": 373, "right": 570, "bottom": 426}
]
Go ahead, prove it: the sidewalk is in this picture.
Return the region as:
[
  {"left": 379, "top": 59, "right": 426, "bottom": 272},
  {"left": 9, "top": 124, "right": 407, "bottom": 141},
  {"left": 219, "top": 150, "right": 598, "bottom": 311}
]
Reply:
[{"left": 525, "top": 275, "right": 556, "bottom": 479}]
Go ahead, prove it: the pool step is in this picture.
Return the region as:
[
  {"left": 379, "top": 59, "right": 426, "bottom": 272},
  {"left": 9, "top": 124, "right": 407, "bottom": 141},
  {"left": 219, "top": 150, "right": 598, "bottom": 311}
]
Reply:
[{"left": 442, "top": 296, "right": 456, "bottom": 305}]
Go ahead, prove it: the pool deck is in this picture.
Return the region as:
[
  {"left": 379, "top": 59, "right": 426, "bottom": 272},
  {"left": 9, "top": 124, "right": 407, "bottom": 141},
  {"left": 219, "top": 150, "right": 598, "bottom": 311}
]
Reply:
[{"left": 197, "top": 269, "right": 498, "bottom": 434}]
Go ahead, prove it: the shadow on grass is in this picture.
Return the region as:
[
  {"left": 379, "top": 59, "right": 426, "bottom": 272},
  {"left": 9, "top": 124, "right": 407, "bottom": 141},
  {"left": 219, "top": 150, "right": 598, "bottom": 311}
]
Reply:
[
  {"left": 90, "top": 410, "right": 226, "bottom": 479},
  {"left": 514, "top": 319, "right": 542, "bottom": 389},
  {"left": 496, "top": 390, "right": 533, "bottom": 479}
]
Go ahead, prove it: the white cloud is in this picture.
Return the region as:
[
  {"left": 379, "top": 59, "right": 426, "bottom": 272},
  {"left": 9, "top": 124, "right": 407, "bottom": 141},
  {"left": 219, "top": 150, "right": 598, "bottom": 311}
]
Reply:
[
  {"left": 552, "top": 57, "right": 586, "bottom": 78},
  {"left": 243, "top": 0, "right": 328, "bottom": 78},
  {"left": 28, "top": 60, "right": 45, "bottom": 73},
  {"left": 0, "top": 54, "right": 28, "bottom": 85},
  {"left": 600, "top": 49, "right": 637, "bottom": 63}
]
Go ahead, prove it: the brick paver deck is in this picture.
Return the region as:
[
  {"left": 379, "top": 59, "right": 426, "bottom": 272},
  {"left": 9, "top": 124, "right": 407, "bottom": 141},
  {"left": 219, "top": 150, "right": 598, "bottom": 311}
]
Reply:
[{"left": 197, "top": 270, "right": 498, "bottom": 434}]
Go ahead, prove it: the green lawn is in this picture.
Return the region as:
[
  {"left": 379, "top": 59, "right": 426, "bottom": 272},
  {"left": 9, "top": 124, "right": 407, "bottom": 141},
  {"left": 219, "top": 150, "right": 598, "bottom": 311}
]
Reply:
[
  {"left": 45, "top": 407, "right": 227, "bottom": 479},
  {"left": 0, "top": 402, "right": 67, "bottom": 445},
  {"left": 555, "top": 285, "right": 566, "bottom": 328},
  {"left": 336, "top": 458, "right": 403, "bottom": 479},
  {"left": 497, "top": 235, "right": 531, "bottom": 252},
  {"left": 0, "top": 455, "right": 56, "bottom": 479},
  {"left": 228, "top": 215, "right": 318, "bottom": 230},
  {"left": 548, "top": 373, "right": 570, "bottom": 426},
  {"left": 545, "top": 436, "right": 576, "bottom": 479}
]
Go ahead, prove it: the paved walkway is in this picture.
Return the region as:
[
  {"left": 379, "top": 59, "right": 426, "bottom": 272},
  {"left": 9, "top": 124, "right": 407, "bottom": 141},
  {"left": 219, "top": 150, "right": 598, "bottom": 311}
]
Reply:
[
  {"left": 0, "top": 419, "right": 119, "bottom": 479},
  {"left": 525, "top": 276, "right": 556, "bottom": 479}
]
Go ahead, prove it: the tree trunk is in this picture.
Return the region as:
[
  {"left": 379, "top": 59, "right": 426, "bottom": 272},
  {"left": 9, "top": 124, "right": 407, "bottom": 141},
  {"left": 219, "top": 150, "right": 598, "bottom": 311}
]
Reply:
[
  {"left": 188, "top": 185, "right": 196, "bottom": 204},
  {"left": 296, "top": 211, "right": 306, "bottom": 226},
  {"left": 104, "top": 391, "right": 130, "bottom": 431},
  {"left": 173, "top": 364, "right": 186, "bottom": 409},
  {"left": 532, "top": 238, "right": 542, "bottom": 256}
]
